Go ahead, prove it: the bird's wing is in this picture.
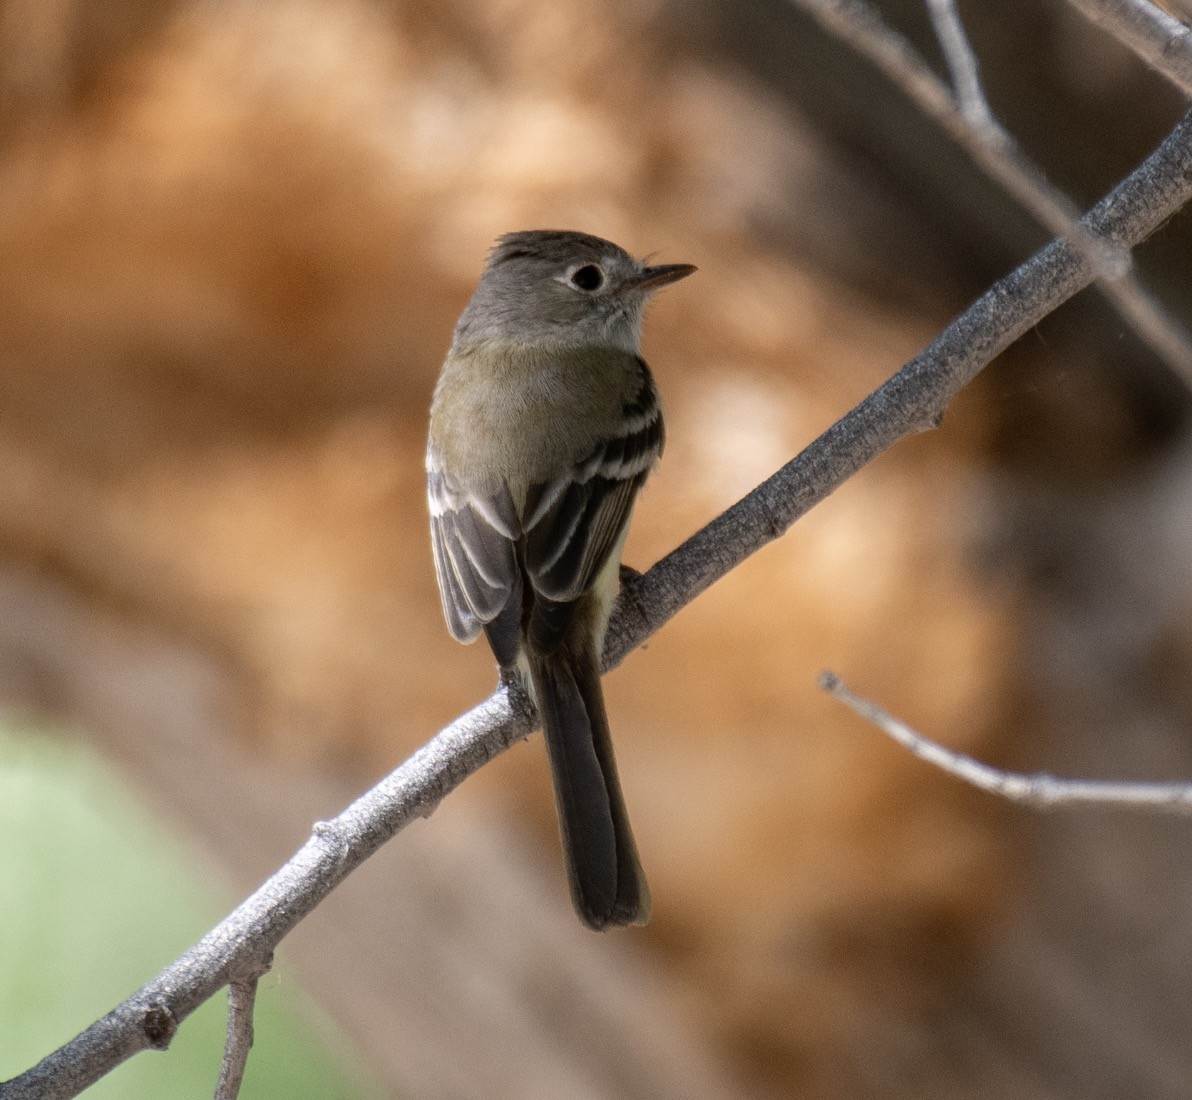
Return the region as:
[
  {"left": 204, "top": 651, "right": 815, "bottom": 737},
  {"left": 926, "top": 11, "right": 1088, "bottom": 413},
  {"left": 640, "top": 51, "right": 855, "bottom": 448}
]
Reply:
[
  {"left": 428, "top": 358, "right": 664, "bottom": 661},
  {"left": 427, "top": 465, "right": 520, "bottom": 648},
  {"left": 522, "top": 362, "right": 664, "bottom": 653}
]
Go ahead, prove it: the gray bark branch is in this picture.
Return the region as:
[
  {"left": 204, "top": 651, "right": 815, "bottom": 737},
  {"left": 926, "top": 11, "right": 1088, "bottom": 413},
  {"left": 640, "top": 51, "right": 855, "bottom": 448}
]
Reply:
[
  {"left": 787, "top": 0, "right": 1192, "bottom": 384},
  {"left": 822, "top": 672, "right": 1192, "bottom": 812},
  {"left": 1064, "top": 0, "right": 1192, "bottom": 98},
  {"left": 213, "top": 957, "right": 270, "bottom": 1100},
  {"left": 925, "top": 0, "right": 998, "bottom": 133}
]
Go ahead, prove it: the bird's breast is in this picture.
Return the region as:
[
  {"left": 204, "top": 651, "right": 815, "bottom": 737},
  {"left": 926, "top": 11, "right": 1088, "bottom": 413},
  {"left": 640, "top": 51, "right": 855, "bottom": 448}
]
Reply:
[{"left": 428, "top": 340, "right": 650, "bottom": 493}]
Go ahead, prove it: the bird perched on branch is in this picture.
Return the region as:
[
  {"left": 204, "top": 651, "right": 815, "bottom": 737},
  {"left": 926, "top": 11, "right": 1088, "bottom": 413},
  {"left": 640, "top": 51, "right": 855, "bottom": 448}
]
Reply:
[{"left": 427, "top": 229, "right": 695, "bottom": 929}]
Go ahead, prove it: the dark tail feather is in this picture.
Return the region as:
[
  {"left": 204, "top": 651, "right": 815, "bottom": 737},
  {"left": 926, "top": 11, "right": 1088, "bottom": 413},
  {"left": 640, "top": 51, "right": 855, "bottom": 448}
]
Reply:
[{"left": 529, "top": 649, "right": 651, "bottom": 930}]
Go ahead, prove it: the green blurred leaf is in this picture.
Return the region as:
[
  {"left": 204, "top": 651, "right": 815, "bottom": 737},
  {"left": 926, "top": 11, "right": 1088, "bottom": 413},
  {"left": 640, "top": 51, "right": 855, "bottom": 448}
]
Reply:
[{"left": 0, "top": 719, "right": 383, "bottom": 1099}]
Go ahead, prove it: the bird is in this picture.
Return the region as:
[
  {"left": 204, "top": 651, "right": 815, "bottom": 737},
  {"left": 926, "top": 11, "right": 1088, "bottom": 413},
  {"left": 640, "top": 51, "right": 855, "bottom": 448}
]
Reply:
[{"left": 426, "top": 229, "right": 695, "bottom": 929}]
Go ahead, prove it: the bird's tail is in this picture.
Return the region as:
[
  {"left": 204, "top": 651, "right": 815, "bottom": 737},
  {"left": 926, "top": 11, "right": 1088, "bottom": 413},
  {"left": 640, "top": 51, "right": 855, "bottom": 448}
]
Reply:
[{"left": 527, "top": 647, "right": 651, "bottom": 930}]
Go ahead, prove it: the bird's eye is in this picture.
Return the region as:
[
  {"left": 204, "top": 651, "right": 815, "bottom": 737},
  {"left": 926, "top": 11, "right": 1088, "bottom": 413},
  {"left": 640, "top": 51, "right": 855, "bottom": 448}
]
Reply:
[{"left": 570, "top": 264, "right": 604, "bottom": 292}]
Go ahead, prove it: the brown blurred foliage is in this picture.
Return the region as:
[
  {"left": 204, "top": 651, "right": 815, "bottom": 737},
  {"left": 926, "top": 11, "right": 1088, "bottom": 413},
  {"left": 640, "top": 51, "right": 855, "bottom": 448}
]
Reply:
[{"left": 4, "top": 0, "right": 1189, "bottom": 1096}]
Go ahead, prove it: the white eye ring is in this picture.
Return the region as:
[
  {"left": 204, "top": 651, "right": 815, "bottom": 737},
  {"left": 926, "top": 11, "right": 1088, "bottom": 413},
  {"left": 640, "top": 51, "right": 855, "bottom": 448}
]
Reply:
[{"left": 568, "top": 264, "right": 605, "bottom": 292}]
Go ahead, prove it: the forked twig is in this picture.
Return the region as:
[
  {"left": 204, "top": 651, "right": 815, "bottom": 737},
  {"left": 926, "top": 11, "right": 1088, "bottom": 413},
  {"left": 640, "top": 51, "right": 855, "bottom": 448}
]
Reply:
[
  {"left": 787, "top": 0, "right": 1192, "bottom": 383},
  {"left": 213, "top": 956, "right": 272, "bottom": 1100}
]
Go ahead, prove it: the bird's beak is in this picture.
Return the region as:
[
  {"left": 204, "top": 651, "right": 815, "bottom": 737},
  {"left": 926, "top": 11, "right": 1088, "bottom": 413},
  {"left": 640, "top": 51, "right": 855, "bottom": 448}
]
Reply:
[{"left": 624, "top": 263, "right": 697, "bottom": 292}]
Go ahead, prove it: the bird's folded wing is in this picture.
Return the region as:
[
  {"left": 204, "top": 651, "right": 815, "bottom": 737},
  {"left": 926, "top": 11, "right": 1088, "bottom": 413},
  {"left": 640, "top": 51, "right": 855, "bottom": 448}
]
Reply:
[
  {"left": 428, "top": 359, "right": 664, "bottom": 657},
  {"left": 428, "top": 470, "right": 519, "bottom": 644}
]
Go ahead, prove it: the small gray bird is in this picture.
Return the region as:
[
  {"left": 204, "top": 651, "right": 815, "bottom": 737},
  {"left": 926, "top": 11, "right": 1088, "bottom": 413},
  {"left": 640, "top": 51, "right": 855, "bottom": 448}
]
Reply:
[{"left": 427, "top": 229, "right": 695, "bottom": 930}]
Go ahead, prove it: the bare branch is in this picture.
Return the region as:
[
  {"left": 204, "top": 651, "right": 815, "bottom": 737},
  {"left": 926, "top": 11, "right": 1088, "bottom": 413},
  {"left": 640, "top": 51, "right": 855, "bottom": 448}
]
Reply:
[
  {"left": 787, "top": 0, "right": 1192, "bottom": 385},
  {"left": 5, "top": 106, "right": 1192, "bottom": 1100},
  {"left": 924, "top": 0, "right": 998, "bottom": 135},
  {"left": 821, "top": 672, "right": 1192, "bottom": 813},
  {"left": 921, "top": 0, "right": 1192, "bottom": 377},
  {"left": 1064, "top": 0, "right": 1192, "bottom": 98},
  {"left": 214, "top": 957, "right": 271, "bottom": 1100},
  {"left": 215, "top": 983, "right": 256, "bottom": 1100}
]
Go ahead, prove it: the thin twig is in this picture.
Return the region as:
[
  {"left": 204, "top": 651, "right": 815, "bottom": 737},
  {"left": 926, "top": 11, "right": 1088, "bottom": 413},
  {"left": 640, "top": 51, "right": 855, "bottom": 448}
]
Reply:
[
  {"left": 787, "top": 0, "right": 1192, "bottom": 385},
  {"left": 821, "top": 672, "right": 1192, "bottom": 812},
  {"left": 1064, "top": 0, "right": 1192, "bottom": 98},
  {"left": 5, "top": 108, "right": 1192, "bottom": 1100},
  {"left": 925, "top": 0, "right": 997, "bottom": 134},
  {"left": 214, "top": 957, "right": 272, "bottom": 1100}
]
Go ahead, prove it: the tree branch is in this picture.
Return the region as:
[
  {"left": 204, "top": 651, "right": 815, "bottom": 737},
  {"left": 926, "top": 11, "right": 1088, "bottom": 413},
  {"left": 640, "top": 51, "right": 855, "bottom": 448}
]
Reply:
[
  {"left": 925, "top": 0, "right": 997, "bottom": 134},
  {"left": 5, "top": 105, "right": 1192, "bottom": 1100},
  {"left": 213, "top": 957, "right": 271, "bottom": 1100},
  {"left": 786, "top": 0, "right": 1192, "bottom": 385},
  {"left": 1064, "top": 0, "right": 1192, "bottom": 98},
  {"left": 821, "top": 672, "right": 1192, "bottom": 812}
]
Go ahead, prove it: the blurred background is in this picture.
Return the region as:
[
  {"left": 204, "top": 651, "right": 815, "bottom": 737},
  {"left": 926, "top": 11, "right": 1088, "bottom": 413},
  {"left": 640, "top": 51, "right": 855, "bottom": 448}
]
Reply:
[{"left": 1, "top": 0, "right": 1191, "bottom": 1096}]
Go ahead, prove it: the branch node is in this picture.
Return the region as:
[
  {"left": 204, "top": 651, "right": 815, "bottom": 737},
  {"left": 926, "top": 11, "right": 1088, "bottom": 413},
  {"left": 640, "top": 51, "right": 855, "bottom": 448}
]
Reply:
[
  {"left": 311, "top": 820, "right": 351, "bottom": 866},
  {"left": 1027, "top": 772, "right": 1064, "bottom": 808},
  {"left": 502, "top": 678, "right": 537, "bottom": 730},
  {"left": 817, "top": 669, "right": 842, "bottom": 693},
  {"left": 240, "top": 951, "right": 274, "bottom": 983},
  {"left": 140, "top": 1000, "right": 179, "bottom": 1051},
  {"left": 907, "top": 409, "right": 945, "bottom": 434}
]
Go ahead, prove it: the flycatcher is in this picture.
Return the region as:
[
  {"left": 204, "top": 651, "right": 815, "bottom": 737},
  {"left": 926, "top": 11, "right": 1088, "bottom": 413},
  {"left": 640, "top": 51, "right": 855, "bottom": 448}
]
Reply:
[{"left": 427, "top": 229, "right": 695, "bottom": 930}]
